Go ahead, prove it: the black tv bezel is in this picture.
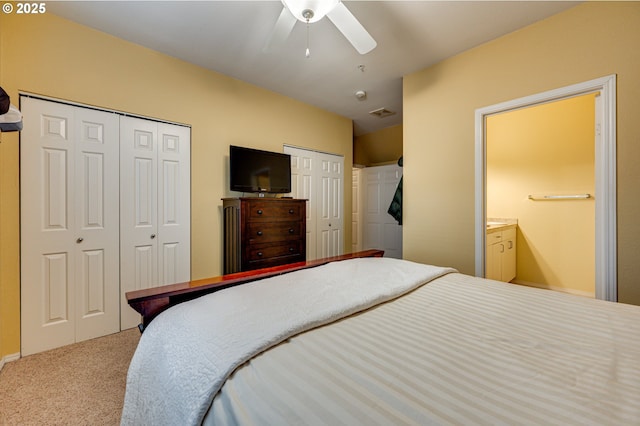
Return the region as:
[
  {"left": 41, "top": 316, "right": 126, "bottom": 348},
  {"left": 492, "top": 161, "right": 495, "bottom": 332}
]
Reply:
[{"left": 229, "top": 145, "right": 292, "bottom": 194}]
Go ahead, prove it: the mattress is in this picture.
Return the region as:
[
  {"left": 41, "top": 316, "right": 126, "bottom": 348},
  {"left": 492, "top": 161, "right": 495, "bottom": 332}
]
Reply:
[
  {"left": 206, "top": 273, "right": 640, "bottom": 425},
  {"left": 122, "top": 258, "right": 640, "bottom": 425}
]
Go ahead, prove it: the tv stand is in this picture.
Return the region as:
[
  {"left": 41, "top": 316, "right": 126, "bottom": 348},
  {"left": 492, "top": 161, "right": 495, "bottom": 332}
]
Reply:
[{"left": 222, "top": 198, "right": 306, "bottom": 274}]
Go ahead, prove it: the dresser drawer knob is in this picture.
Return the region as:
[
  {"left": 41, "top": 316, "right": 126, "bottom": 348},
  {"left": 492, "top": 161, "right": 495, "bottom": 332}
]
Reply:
[
  {"left": 257, "top": 209, "right": 263, "bottom": 215},
  {"left": 289, "top": 247, "right": 294, "bottom": 252},
  {"left": 289, "top": 209, "right": 294, "bottom": 214},
  {"left": 288, "top": 228, "right": 294, "bottom": 234},
  {"left": 257, "top": 252, "right": 263, "bottom": 257},
  {"left": 257, "top": 231, "right": 263, "bottom": 236}
]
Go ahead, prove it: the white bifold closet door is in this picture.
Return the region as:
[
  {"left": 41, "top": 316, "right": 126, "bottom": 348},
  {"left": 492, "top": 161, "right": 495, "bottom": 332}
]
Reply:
[
  {"left": 119, "top": 117, "right": 191, "bottom": 330},
  {"left": 21, "top": 97, "right": 191, "bottom": 354},
  {"left": 285, "top": 146, "right": 343, "bottom": 260},
  {"left": 21, "top": 97, "right": 120, "bottom": 356},
  {"left": 317, "top": 152, "right": 344, "bottom": 258}
]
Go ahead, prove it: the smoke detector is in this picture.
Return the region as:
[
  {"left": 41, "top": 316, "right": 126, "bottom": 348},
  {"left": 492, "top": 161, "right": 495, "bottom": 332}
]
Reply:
[
  {"left": 354, "top": 90, "right": 367, "bottom": 101},
  {"left": 368, "top": 107, "right": 396, "bottom": 118}
]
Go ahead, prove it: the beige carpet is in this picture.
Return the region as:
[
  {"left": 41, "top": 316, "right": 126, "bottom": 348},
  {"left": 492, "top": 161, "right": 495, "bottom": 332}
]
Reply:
[{"left": 0, "top": 328, "right": 140, "bottom": 425}]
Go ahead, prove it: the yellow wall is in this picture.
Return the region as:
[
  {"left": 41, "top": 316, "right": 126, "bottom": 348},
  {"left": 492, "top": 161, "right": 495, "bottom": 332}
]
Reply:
[
  {"left": 404, "top": 2, "right": 640, "bottom": 305},
  {"left": 487, "top": 94, "right": 596, "bottom": 296},
  {"left": 354, "top": 124, "right": 403, "bottom": 166},
  {"left": 0, "top": 12, "right": 353, "bottom": 357}
]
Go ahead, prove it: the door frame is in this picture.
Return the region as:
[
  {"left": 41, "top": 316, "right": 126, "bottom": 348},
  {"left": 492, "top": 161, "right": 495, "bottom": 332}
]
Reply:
[{"left": 474, "top": 75, "right": 617, "bottom": 301}]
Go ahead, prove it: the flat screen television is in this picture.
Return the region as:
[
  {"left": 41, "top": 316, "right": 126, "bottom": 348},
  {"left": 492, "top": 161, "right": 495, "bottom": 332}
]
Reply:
[{"left": 230, "top": 145, "right": 292, "bottom": 194}]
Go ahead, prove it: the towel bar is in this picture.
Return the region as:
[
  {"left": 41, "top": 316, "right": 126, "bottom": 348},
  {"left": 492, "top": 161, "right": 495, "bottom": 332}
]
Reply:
[{"left": 528, "top": 194, "right": 591, "bottom": 201}]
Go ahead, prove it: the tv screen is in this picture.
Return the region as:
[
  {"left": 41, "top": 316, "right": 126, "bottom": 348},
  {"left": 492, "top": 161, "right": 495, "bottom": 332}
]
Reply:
[{"left": 230, "top": 145, "right": 292, "bottom": 194}]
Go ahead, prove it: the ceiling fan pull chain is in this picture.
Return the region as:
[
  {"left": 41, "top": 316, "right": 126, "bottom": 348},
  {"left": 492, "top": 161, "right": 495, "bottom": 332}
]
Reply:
[
  {"left": 305, "top": 19, "right": 311, "bottom": 58},
  {"left": 302, "top": 8, "right": 314, "bottom": 58}
]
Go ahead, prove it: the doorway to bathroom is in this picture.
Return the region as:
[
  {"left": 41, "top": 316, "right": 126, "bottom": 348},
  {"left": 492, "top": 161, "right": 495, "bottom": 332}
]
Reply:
[
  {"left": 475, "top": 75, "right": 617, "bottom": 302},
  {"left": 485, "top": 94, "right": 596, "bottom": 297}
]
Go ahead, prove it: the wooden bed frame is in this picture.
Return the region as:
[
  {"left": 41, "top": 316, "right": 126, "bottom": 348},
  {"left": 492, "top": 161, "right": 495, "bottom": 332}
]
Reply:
[{"left": 127, "top": 249, "right": 384, "bottom": 331}]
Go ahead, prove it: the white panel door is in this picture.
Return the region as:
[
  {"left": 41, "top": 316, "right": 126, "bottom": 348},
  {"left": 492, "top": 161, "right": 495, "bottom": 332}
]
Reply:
[
  {"left": 21, "top": 97, "right": 119, "bottom": 355},
  {"left": 285, "top": 146, "right": 344, "bottom": 260},
  {"left": 120, "top": 117, "right": 158, "bottom": 329},
  {"left": 157, "top": 123, "right": 191, "bottom": 286},
  {"left": 21, "top": 99, "right": 76, "bottom": 355},
  {"left": 285, "top": 146, "right": 316, "bottom": 260},
  {"left": 74, "top": 107, "right": 121, "bottom": 341},
  {"left": 362, "top": 164, "right": 403, "bottom": 259},
  {"left": 120, "top": 117, "right": 191, "bottom": 329},
  {"left": 317, "top": 152, "right": 344, "bottom": 258}
]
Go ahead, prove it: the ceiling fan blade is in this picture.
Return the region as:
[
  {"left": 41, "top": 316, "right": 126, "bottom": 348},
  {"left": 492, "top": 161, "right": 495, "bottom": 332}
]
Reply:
[
  {"left": 263, "top": 6, "right": 297, "bottom": 53},
  {"left": 326, "top": 2, "right": 376, "bottom": 55}
]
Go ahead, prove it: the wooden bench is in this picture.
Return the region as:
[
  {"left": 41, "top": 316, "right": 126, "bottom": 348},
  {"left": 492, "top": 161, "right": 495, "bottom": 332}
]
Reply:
[{"left": 127, "top": 249, "right": 385, "bottom": 331}]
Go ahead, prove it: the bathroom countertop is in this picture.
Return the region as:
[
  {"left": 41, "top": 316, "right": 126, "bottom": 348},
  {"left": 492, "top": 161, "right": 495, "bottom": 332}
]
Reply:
[{"left": 486, "top": 218, "right": 517, "bottom": 233}]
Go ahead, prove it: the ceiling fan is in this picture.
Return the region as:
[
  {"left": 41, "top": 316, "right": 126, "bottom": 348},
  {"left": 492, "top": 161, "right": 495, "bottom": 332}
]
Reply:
[{"left": 264, "top": 0, "right": 377, "bottom": 55}]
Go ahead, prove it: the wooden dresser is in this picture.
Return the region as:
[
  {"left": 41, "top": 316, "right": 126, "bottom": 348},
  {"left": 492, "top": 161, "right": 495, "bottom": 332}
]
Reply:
[{"left": 223, "top": 198, "right": 306, "bottom": 274}]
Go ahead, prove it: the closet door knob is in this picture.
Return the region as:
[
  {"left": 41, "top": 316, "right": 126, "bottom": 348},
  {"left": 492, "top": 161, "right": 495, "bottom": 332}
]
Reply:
[
  {"left": 76, "top": 237, "right": 84, "bottom": 243},
  {"left": 150, "top": 234, "right": 156, "bottom": 239}
]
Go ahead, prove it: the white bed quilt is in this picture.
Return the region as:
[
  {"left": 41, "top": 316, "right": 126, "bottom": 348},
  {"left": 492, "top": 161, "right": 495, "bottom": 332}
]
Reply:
[
  {"left": 121, "top": 257, "right": 455, "bottom": 425},
  {"left": 205, "top": 272, "right": 640, "bottom": 425}
]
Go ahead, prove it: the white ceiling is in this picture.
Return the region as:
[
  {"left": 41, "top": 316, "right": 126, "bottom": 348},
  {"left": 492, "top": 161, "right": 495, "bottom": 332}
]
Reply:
[{"left": 48, "top": 1, "right": 579, "bottom": 136}]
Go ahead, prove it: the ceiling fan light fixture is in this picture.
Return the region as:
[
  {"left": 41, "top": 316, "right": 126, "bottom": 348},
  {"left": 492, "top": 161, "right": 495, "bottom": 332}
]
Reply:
[
  {"left": 282, "top": 0, "right": 340, "bottom": 23},
  {"left": 267, "top": 0, "right": 376, "bottom": 56}
]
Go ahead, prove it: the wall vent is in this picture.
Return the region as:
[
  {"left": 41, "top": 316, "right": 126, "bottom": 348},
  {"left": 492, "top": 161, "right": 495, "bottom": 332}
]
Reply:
[{"left": 368, "top": 107, "right": 396, "bottom": 118}]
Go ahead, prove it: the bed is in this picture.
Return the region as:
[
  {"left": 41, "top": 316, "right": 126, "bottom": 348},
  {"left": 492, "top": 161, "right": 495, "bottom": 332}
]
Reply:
[{"left": 121, "top": 254, "right": 640, "bottom": 425}]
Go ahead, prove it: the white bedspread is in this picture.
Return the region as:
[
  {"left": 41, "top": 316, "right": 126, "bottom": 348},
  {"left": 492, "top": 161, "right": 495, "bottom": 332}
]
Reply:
[
  {"left": 205, "top": 272, "right": 640, "bottom": 425},
  {"left": 121, "top": 257, "right": 455, "bottom": 425}
]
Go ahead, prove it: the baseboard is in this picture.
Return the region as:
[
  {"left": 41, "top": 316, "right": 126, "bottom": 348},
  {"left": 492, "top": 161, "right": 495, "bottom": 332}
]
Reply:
[
  {"left": 0, "top": 352, "right": 21, "bottom": 371},
  {"left": 511, "top": 279, "right": 595, "bottom": 298}
]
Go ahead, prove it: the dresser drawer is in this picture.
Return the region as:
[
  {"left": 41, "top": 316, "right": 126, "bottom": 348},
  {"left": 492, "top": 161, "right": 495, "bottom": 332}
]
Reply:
[
  {"left": 247, "top": 221, "right": 303, "bottom": 243},
  {"left": 246, "top": 240, "right": 303, "bottom": 261},
  {"left": 246, "top": 200, "right": 303, "bottom": 222},
  {"left": 245, "top": 240, "right": 304, "bottom": 270}
]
